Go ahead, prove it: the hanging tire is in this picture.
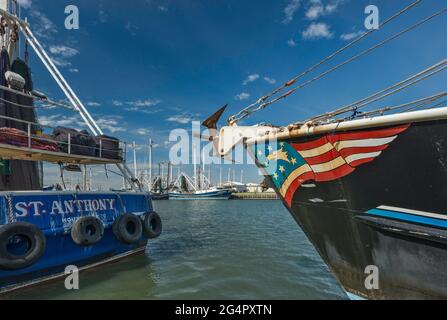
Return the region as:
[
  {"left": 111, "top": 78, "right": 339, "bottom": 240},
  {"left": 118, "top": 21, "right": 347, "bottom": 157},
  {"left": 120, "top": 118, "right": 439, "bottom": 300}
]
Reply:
[
  {"left": 112, "top": 213, "right": 143, "bottom": 244},
  {"left": 143, "top": 212, "right": 162, "bottom": 239},
  {"left": 71, "top": 216, "right": 104, "bottom": 246},
  {"left": 0, "top": 222, "right": 46, "bottom": 270}
]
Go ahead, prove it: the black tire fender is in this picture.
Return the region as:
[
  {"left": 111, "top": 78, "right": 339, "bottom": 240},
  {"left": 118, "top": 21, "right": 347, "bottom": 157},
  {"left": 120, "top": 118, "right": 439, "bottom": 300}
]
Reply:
[
  {"left": 71, "top": 216, "right": 104, "bottom": 246},
  {"left": 112, "top": 213, "right": 143, "bottom": 244},
  {"left": 143, "top": 212, "right": 162, "bottom": 239},
  {"left": 0, "top": 222, "right": 46, "bottom": 270}
]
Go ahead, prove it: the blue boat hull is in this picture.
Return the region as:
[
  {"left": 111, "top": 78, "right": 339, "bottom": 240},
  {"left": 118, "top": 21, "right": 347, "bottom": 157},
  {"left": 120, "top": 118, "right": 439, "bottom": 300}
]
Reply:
[
  {"left": 168, "top": 190, "right": 232, "bottom": 200},
  {"left": 0, "top": 191, "right": 153, "bottom": 293}
]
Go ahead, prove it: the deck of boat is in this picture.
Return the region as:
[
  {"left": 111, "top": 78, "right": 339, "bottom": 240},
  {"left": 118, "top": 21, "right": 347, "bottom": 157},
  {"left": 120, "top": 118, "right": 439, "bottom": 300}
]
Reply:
[{"left": 0, "top": 143, "right": 122, "bottom": 165}]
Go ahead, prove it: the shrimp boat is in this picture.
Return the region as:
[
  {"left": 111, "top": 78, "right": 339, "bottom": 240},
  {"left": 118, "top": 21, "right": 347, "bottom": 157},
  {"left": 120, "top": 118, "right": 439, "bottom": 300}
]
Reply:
[
  {"left": 169, "top": 172, "right": 233, "bottom": 200},
  {"left": 204, "top": 2, "right": 447, "bottom": 299},
  {"left": 0, "top": 1, "right": 162, "bottom": 293},
  {"left": 168, "top": 144, "right": 233, "bottom": 200},
  {"left": 169, "top": 187, "right": 233, "bottom": 200}
]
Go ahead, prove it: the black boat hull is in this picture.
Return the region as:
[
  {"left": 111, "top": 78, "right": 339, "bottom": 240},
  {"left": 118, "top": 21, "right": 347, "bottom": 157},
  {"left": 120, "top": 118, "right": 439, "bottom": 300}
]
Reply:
[{"left": 258, "top": 119, "right": 447, "bottom": 299}]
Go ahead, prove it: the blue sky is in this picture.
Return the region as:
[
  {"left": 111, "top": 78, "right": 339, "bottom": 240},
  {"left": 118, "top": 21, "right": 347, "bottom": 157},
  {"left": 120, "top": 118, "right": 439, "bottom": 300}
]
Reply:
[{"left": 16, "top": 0, "right": 447, "bottom": 185}]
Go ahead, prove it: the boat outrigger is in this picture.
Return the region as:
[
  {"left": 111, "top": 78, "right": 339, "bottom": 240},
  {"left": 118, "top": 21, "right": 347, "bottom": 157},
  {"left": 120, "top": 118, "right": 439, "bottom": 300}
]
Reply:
[
  {"left": 0, "top": 1, "right": 162, "bottom": 293},
  {"left": 203, "top": 1, "right": 447, "bottom": 299},
  {"left": 169, "top": 169, "right": 233, "bottom": 200}
]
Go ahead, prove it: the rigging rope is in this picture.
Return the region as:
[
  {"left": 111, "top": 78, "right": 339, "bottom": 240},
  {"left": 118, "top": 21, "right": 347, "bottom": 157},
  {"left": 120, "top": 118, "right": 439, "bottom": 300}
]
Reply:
[
  {"left": 305, "top": 58, "right": 447, "bottom": 124},
  {"left": 345, "top": 92, "right": 447, "bottom": 120},
  {"left": 229, "top": 0, "right": 423, "bottom": 124},
  {"left": 0, "top": 96, "right": 65, "bottom": 110},
  {"left": 0, "top": 84, "right": 75, "bottom": 110},
  {"left": 402, "top": 98, "right": 447, "bottom": 113}
]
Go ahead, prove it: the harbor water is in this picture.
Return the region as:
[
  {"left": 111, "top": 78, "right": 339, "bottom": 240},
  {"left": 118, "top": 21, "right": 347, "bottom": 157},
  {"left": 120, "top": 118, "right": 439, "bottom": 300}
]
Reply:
[{"left": 5, "top": 200, "right": 347, "bottom": 300}]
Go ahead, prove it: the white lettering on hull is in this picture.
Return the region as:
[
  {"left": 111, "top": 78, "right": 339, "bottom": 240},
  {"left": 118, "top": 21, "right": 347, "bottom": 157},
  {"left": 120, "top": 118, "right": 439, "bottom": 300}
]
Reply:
[{"left": 14, "top": 198, "right": 117, "bottom": 218}]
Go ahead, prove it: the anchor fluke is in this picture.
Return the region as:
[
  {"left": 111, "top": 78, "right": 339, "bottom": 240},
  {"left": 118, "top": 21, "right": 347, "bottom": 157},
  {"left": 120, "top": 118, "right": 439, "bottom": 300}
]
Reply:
[{"left": 202, "top": 104, "right": 227, "bottom": 130}]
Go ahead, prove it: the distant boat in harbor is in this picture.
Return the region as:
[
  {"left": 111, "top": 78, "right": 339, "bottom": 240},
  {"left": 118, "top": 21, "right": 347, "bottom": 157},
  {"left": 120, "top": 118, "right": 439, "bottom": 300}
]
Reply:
[
  {"left": 151, "top": 192, "right": 169, "bottom": 200},
  {"left": 169, "top": 187, "right": 232, "bottom": 200},
  {"left": 168, "top": 158, "right": 233, "bottom": 200}
]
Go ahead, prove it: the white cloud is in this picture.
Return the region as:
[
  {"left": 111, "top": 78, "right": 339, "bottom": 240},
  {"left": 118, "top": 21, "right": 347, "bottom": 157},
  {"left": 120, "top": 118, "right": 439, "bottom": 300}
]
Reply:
[
  {"left": 125, "top": 99, "right": 161, "bottom": 108},
  {"left": 133, "top": 128, "right": 150, "bottom": 136},
  {"left": 306, "top": 3, "right": 324, "bottom": 20},
  {"left": 158, "top": 5, "right": 168, "bottom": 12},
  {"left": 111, "top": 98, "right": 162, "bottom": 113},
  {"left": 51, "top": 57, "right": 72, "bottom": 67},
  {"left": 29, "top": 10, "right": 57, "bottom": 40},
  {"left": 243, "top": 74, "right": 260, "bottom": 85},
  {"left": 166, "top": 114, "right": 196, "bottom": 124},
  {"left": 234, "top": 92, "right": 250, "bottom": 101},
  {"left": 49, "top": 45, "right": 79, "bottom": 68},
  {"left": 283, "top": 0, "right": 301, "bottom": 24},
  {"left": 264, "top": 77, "right": 276, "bottom": 84},
  {"left": 287, "top": 39, "right": 297, "bottom": 47},
  {"left": 325, "top": 3, "right": 338, "bottom": 14},
  {"left": 125, "top": 23, "right": 140, "bottom": 36},
  {"left": 69, "top": 68, "right": 79, "bottom": 73},
  {"left": 112, "top": 100, "right": 124, "bottom": 107},
  {"left": 302, "top": 22, "right": 334, "bottom": 40},
  {"left": 96, "top": 117, "right": 126, "bottom": 133},
  {"left": 87, "top": 102, "right": 101, "bottom": 107},
  {"left": 125, "top": 107, "right": 160, "bottom": 114},
  {"left": 38, "top": 114, "right": 124, "bottom": 133},
  {"left": 99, "top": 10, "right": 108, "bottom": 23},
  {"left": 49, "top": 45, "right": 79, "bottom": 58},
  {"left": 38, "top": 114, "right": 84, "bottom": 128},
  {"left": 340, "top": 30, "right": 364, "bottom": 41},
  {"left": 305, "top": 0, "right": 343, "bottom": 20},
  {"left": 17, "top": 0, "right": 32, "bottom": 9}
]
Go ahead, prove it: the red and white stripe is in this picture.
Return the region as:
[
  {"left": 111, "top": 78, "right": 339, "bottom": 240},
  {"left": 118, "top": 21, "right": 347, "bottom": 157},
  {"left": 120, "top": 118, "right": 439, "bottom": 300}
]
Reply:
[{"left": 291, "top": 124, "right": 409, "bottom": 181}]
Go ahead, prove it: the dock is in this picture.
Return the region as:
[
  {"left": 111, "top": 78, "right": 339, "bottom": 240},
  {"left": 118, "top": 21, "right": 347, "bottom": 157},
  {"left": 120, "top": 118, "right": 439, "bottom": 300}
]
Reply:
[{"left": 230, "top": 192, "right": 279, "bottom": 200}]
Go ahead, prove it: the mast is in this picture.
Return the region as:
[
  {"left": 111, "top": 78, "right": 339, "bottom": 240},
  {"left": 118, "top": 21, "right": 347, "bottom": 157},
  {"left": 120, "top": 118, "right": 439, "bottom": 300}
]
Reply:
[
  {"left": 160, "top": 162, "right": 165, "bottom": 190},
  {"left": 219, "top": 167, "right": 222, "bottom": 186},
  {"left": 148, "top": 139, "right": 153, "bottom": 192},
  {"left": 158, "top": 163, "right": 162, "bottom": 193},
  {"left": 240, "top": 170, "right": 243, "bottom": 184},
  {"left": 193, "top": 143, "right": 197, "bottom": 190},
  {"left": 132, "top": 141, "right": 137, "bottom": 178},
  {"left": 208, "top": 166, "right": 211, "bottom": 187},
  {"left": 202, "top": 151, "right": 206, "bottom": 189},
  {"left": 0, "top": 0, "right": 19, "bottom": 60},
  {"left": 167, "top": 161, "right": 172, "bottom": 190}
]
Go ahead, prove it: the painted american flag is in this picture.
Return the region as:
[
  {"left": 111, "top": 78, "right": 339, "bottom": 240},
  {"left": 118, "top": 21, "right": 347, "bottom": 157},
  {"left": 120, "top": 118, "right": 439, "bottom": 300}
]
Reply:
[{"left": 253, "top": 124, "right": 409, "bottom": 207}]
